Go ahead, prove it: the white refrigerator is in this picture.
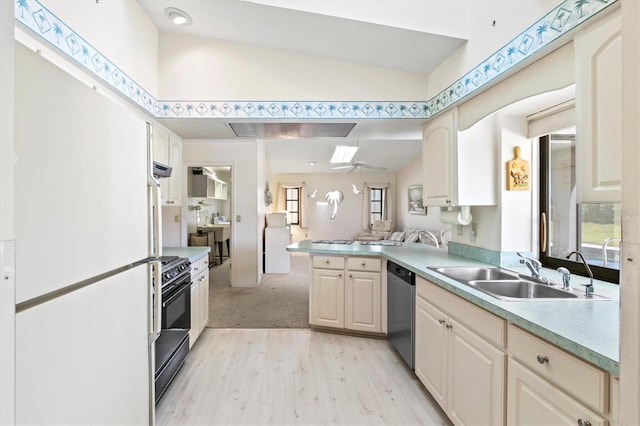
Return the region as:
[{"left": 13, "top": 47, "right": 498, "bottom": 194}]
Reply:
[
  {"left": 13, "top": 45, "right": 160, "bottom": 424},
  {"left": 265, "top": 214, "right": 291, "bottom": 273}
]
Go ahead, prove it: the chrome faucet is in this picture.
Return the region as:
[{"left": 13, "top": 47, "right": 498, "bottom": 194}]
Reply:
[
  {"left": 565, "top": 251, "right": 594, "bottom": 297},
  {"left": 517, "top": 252, "right": 543, "bottom": 279},
  {"left": 556, "top": 267, "right": 571, "bottom": 290}
]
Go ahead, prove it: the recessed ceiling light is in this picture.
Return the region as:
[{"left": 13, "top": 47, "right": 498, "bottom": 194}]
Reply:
[
  {"left": 165, "top": 7, "right": 192, "bottom": 25},
  {"left": 308, "top": 161, "right": 316, "bottom": 166}
]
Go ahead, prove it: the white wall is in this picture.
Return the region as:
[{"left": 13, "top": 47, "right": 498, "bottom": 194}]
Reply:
[
  {"left": 395, "top": 158, "right": 446, "bottom": 232},
  {"left": 158, "top": 32, "right": 428, "bottom": 100},
  {"left": 40, "top": 0, "right": 159, "bottom": 95},
  {"left": 269, "top": 172, "right": 397, "bottom": 242},
  {"left": 182, "top": 141, "right": 259, "bottom": 287},
  {"left": 427, "top": 0, "right": 563, "bottom": 98}
]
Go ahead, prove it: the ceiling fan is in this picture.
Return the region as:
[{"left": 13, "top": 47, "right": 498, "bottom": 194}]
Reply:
[
  {"left": 331, "top": 159, "right": 387, "bottom": 173},
  {"left": 331, "top": 140, "right": 387, "bottom": 173}
]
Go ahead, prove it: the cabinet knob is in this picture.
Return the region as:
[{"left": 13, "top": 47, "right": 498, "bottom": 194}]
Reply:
[
  {"left": 577, "top": 419, "right": 591, "bottom": 426},
  {"left": 445, "top": 323, "right": 453, "bottom": 329},
  {"left": 338, "top": 274, "right": 342, "bottom": 277},
  {"left": 446, "top": 199, "right": 451, "bottom": 204},
  {"left": 438, "top": 319, "right": 446, "bottom": 325},
  {"left": 361, "top": 262, "right": 366, "bottom": 266},
  {"left": 325, "top": 260, "right": 330, "bottom": 264},
  {"left": 536, "top": 355, "right": 549, "bottom": 364},
  {"left": 349, "top": 274, "right": 353, "bottom": 278}
]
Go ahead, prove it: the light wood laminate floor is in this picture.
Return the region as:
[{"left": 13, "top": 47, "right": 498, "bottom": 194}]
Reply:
[{"left": 156, "top": 329, "right": 450, "bottom": 425}]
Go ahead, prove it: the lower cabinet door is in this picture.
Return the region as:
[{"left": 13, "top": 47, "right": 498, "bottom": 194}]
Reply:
[
  {"left": 198, "top": 271, "right": 209, "bottom": 332},
  {"left": 448, "top": 317, "right": 505, "bottom": 426},
  {"left": 415, "top": 296, "right": 448, "bottom": 408},
  {"left": 189, "top": 280, "right": 199, "bottom": 348},
  {"left": 507, "top": 358, "right": 607, "bottom": 426},
  {"left": 311, "top": 269, "right": 345, "bottom": 328},
  {"left": 345, "top": 271, "right": 381, "bottom": 332}
]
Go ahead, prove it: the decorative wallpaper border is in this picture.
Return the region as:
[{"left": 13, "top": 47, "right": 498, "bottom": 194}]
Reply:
[{"left": 14, "top": 0, "right": 618, "bottom": 120}]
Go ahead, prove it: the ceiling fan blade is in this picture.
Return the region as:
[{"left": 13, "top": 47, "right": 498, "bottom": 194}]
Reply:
[
  {"left": 345, "top": 167, "right": 358, "bottom": 174},
  {"left": 331, "top": 165, "right": 355, "bottom": 170},
  {"left": 360, "top": 164, "right": 387, "bottom": 171}
]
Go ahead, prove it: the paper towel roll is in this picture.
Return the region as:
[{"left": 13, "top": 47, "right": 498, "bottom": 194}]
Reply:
[{"left": 440, "top": 209, "right": 472, "bottom": 226}]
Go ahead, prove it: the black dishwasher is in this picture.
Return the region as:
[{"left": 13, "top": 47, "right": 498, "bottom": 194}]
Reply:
[{"left": 387, "top": 260, "right": 415, "bottom": 369}]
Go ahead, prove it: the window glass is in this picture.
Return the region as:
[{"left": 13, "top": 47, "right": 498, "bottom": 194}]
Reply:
[
  {"left": 541, "top": 130, "right": 620, "bottom": 283},
  {"left": 369, "top": 188, "right": 383, "bottom": 224},
  {"left": 286, "top": 188, "right": 300, "bottom": 225}
]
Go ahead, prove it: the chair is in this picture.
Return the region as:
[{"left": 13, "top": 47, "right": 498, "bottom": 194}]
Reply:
[{"left": 353, "top": 220, "right": 395, "bottom": 241}]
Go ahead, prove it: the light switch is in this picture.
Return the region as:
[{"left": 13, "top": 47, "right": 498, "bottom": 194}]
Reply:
[
  {"left": 236, "top": 215, "right": 241, "bottom": 222},
  {"left": 174, "top": 215, "right": 179, "bottom": 223}
]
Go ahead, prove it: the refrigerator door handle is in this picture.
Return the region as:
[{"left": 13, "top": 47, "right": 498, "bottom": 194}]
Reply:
[
  {"left": 146, "top": 122, "right": 160, "bottom": 188},
  {"left": 147, "top": 123, "right": 162, "bottom": 259},
  {"left": 149, "top": 259, "right": 162, "bottom": 342}
]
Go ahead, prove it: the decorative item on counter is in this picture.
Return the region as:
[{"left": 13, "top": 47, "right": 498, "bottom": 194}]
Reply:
[
  {"left": 507, "top": 146, "right": 530, "bottom": 191},
  {"left": 325, "top": 190, "right": 344, "bottom": 219}
]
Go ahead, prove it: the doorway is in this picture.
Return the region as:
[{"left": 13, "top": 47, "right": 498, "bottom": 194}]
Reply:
[{"left": 186, "top": 165, "right": 232, "bottom": 267}]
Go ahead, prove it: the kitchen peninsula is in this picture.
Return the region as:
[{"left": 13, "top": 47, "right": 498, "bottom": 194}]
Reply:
[{"left": 288, "top": 239, "right": 620, "bottom": 425}]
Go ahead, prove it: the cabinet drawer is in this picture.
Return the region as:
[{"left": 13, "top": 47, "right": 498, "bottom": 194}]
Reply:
[
  {"left": 417, "top": 277, "right": 505, "bottom": 348},
  {"left": 347, "top": 257, "right": 381, "bottom": 272},
  {"left": 508, "top": 324, "right": 609, "bottom": 413},
  {"left": 190, "top": 256, "right": 208, "bottom": 279},
  {"left": 312, "top": 256, "right": 345, "bottom": 270}
]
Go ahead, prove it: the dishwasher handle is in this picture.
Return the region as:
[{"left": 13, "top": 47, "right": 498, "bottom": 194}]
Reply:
[{"left": 387, "top": 260, "right": 415, "bottom": 285}]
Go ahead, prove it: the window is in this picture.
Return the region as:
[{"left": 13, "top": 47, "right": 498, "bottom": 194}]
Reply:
[
  {"left": 369, "top": 188, "right": 384, "bottom": 224},
  {"left": 539, "top": 131, "right": 620, "bottom": 283},
  {"left": 286, "top": 188, "right": 300, "bottom": 225}
]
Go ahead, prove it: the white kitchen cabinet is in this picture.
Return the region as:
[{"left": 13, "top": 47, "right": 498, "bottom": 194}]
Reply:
[
  {"left": 189, "top": 254, "right": 209, "bottom": 347},
  {"left": 422, "top": 107, "right": 497, "bottom": 207},
  {"left": 507, "top": 358, "right": 606, "bottom": 426},
  {"left": 310, "top": 256, "right": 382, "bottom": 334},
  {"left": 575, "top": 10, "right": 622, "bottom": 203},
  {"left": 345, "top": 270, "right": 381, "bottom": 333},
  {"left": 507, "top": 324, "right": 611, "bottom": 425},
  {"left": 311, "top": 267, "right": 344, "bottom": 329},
  {"left": 189, "top": 173, "right": 227, "bottom": 200},
  {"left": 153, "top": 124, "right": 182, "bottom": 206},
  {"left": 415, "top": 277, "right": 506, "bottom": 425}
]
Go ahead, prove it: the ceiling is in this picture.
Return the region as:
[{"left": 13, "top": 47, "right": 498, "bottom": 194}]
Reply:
[{"left": 136, "top": 1, "right": 557, "bottom": 175}]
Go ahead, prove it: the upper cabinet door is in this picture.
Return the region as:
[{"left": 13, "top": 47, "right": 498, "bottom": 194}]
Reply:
[
  {"left": 423, "top": 109, "right": 456, "bottom": 207},
  {"left": 422, "top": 108, "right": 497, "bottom": 207},
  {"left": 575, "top": 11, "right": 622, "bottom": 203}
]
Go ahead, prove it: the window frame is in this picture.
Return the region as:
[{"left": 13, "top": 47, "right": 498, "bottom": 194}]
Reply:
[
  {"left": 285, "top": 187, "right": 300, "bottom": 225},
  {"left": 369, "top": 187, "right": 384, "bottom": 224},
  {"left": 539, "top": 134, "right": 620, "bottom": 284}
]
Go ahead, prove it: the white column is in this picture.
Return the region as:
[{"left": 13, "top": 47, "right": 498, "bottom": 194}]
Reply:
[
  {"left": 620, "top": 1, "right": 640, "bottom": 424},
  {"left": 0, "top": 0, "right": 16, "bottom": 424}
]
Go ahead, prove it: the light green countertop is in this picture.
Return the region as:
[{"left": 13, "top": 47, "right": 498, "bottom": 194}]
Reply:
[
  {"left": 288, "top": 240, "right": 620, "bottom": 376},
  {"left": 163, "top": 246, "right": 210, "bottom": 264}
]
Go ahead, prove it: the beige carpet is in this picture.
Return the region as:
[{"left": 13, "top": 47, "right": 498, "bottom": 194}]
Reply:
[{"left": 207, "top": 252, "right": 310, "bottom": 328}]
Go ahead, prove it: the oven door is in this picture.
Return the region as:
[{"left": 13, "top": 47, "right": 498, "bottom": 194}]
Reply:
[{"left": 161, "top": 274, "right": 191, "bottom": 330}]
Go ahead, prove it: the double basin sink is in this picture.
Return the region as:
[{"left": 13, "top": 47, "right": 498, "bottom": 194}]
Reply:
[{"left": 429, "top": 266, "right": 608, "bottom": 301}]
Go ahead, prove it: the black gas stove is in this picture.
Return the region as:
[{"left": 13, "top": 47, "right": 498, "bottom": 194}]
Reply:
[
  {"left": 155, "top": 255, "right": 191, "bottom": 404},
  {"left": 160, "top": 256, "right": 190, "bottom": 290}
]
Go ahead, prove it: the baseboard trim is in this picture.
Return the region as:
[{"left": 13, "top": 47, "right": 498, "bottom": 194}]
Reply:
[{"left": 310, "top": 325, "right": 387, "bottom": 340}]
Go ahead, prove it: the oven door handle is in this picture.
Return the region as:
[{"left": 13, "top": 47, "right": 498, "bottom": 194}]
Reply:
[{"left": 162, "top": 280, "right": 191, "bottom": 308}]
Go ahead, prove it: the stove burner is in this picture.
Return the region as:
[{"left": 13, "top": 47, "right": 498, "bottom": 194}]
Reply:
[{"left": 311, "top": 240, "right": 354, "bottom": 244}]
